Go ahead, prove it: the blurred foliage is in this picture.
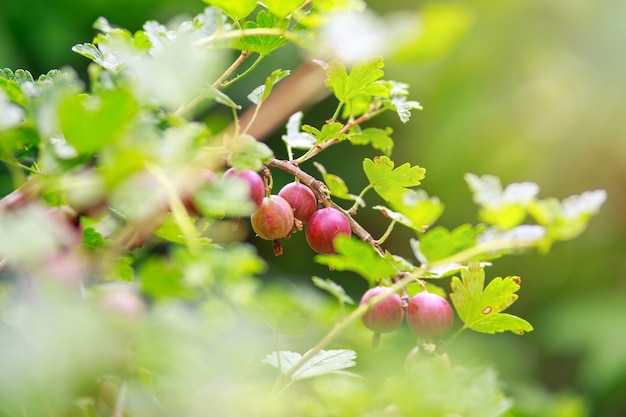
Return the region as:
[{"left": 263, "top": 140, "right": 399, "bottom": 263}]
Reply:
[{"left": 0, "top": 0, "right": 625, "bottom": 416}]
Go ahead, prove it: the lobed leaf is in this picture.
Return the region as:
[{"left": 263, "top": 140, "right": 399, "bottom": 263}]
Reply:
[
  {"left": 450, "top": 264, "right": 533, "bottom": 335},
  {"left": 263, "top": 349, "right": 357, "bottom": 380},
  {"left": 240, "top": 10, "right": 292, "bottom": 55},
  {"left": 363, "top": 156, "right": 425, "bottom": 203},
  {"left": 465, "top": 173, "right": 539, "bottom": 230},
  {"left": 348, "top": 127, "right": 394, "bottom": 156},
  {"left": 529, "top": 190, "right": 606, "bottom": 247},
  {"left": 324, "top": 57, "right": 388, "bottom": 104}
]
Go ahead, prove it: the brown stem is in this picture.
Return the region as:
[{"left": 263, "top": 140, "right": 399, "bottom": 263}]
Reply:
[
  {"left": 266, "top": 158, "right": 383, "bottom": 256},
  {"left": 213, "top": 50, "right": 253, "bottom": 88},
  {"left": 295, "top": 108, "right": 378, "bottom": 164}
]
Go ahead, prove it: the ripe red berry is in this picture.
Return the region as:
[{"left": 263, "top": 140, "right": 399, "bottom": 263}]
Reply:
[
  {"left": 360, "top": 286, "right": 404, "bottom": 334},
  {"left": 278, "top": 182, "right": 317, "bottom": 223},
  {"left": 406, "top": 291, "right": 454, "bottom": 339},
  {"left": 305, "top": 207, "right": 351, "bottom": 254},
  {"left": 250, "top": 195, "right": 294, "bottom": 240},
  {"left": 223, "top": 168, "right": 265, "bottom": 208}
]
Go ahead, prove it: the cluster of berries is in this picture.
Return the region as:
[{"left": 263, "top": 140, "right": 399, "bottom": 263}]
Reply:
[
  {"left": 360, "top": 287, "right": 454, "bottom": 340},
  {"left": 224, "top": 168, "right": 351, "bottom": 255}
]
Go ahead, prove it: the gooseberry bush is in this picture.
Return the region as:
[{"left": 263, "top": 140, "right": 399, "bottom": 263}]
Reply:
[{"left": 0, "top": 1, "right": 607, "bottom": 416}]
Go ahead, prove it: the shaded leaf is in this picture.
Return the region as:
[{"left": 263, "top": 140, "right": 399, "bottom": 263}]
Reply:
[
  {"left": 248, "top": 69, "right": 290, "bottom": 105},
  {"left": 312, "top": 277, "right": 354, "bottom": 305},
  {"left": 263, "top": 349, "right": 357, "bottom": 380},
  {"left": 240, "top": 10, "right": 290, "bottom": 54},
  {"left": 315, "top": 235, "right": 397, "bottom": 286}
]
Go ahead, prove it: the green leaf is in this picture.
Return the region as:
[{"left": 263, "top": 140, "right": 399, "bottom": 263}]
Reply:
[
  {"left": 263, "top": 0, "right": 303, "bottom": 17},
  {"left": 348, "top": 127, "right": 394, "bottom": 156},
  {"left": 103, "top": 255, "right": 134, "bottom": 282},
  {"left": 465, "top": 173, "right": 539, "bottom": 230},
  {"left": 450, "top": 264, "right": 533, "bottom": 335},
  {"left": 529, "top": 190, "right": 606, "bottom": 245},
  {"left": 415, "top": 224, "right": 481, "bottom": 264},
  {"left": 380, "top": 189, "right": 444, "bottom": 233},
  {"left": 0, "top": 76, "right": 27, "bottom": 108},
  {"left": 323, "top": 57, "right": 388, "bottom": 103},
  {"left": 392, "top": 3, "right": 473, "bottom": 64},
  {"left": 193, "top": 176, "right": 258, "bottom": 217},
  {"left": 248, "top": 69, "right": 290, "bottom": 105},
  {"left": 363, "top": 156, "right": 426, "bottom": 203},
  {"left": 315, "top": 235, "right": 398, "bottom": 286},
  {"left": 204, "top": 85, "right": 241, "bottom": 109},
  {"left": 302, "top": 121, "right": 347, "bottom": 144},
  {"left": 263, "top": 349, "right": 357, "bottom": 380},
  {"left": 83, "top": 227, "right": 106, "bottom": 250},
  {"left": 226, "top": 134, "right": 274, "bottom": 171},
  {"left": 312, "top": 277, "right": 354, "bottom": 305},
  {"left": 313, "top": 162, "right": 362, "bottom": 204},
  {"left": 139, "top": 256, "right": 196, "bottom": 299},
  {"left": 383, "top": 81, "right": 422, "bottom": 123},
  {"left": 202, "top": 0, "right": 256, "bottom": 20},
  {"left": 240, "top": 10, "right": 290, "bottom": 54},
  {"left": 152, "top": 213, "right": 217, "bottom": 247},
  {"left": 59, "top": 88, "right": 138, "bottom": 155}
]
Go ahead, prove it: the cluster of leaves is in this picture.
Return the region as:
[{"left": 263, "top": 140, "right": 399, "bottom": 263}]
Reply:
[{"left": 0, "top": 1, "right": 606, "bottom": 417}]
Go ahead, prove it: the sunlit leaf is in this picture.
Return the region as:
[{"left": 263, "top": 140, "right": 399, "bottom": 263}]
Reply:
[
  {"left": 450, "top": 264, "right": 533, "bottom": 335},
  {"left": 363, "top": 156, "right": 425, "bottom": 203},
  {"left": 202, "top": 0, "right": 256, "bottom": 20},
  {"left": 414, "top": 224, "right": 481, "bottom": 265},
  {"left": 348, "top": 127, "right": 394, "bottom": 155},
  {"left": 324, "top": 57, "right": 388, "bottom": 103},
  {"left": 392, "top": 3, "right": 473, "bottom": 64},
  {"left": 302, "top": 121, "right": 347, "bottom": 144},
  {"left": 529, "top": 190, "right": 606, "bottom": 246},
  {"left": 465, "top": 173, "right": 540, "bottom": 230}
]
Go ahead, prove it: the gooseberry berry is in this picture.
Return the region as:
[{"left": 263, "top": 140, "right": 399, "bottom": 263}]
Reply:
[
  {"left": 278, "top": 182, "right": 317, "bottom": 223},
  {"left": 305, "top": 207, "right": 351, "bottom": 254},
  {"left": 406, "top": 291, "right": 454, "bottom": 339},
  {"left": 251, "top": 195, "right": 294, "bottom": 241},
  {"left": 223, "top": 168, "right": 265, "bottom": 208},
  {"left": 360, "top": 286, "right": 404, "bottom": 334}
]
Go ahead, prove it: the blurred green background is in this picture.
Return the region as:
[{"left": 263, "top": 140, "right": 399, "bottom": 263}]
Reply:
[{"left": 1, "top": 0, "right": 625, "bottom": 416}]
